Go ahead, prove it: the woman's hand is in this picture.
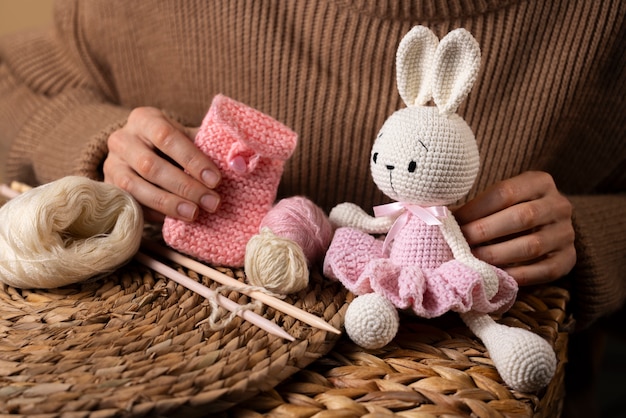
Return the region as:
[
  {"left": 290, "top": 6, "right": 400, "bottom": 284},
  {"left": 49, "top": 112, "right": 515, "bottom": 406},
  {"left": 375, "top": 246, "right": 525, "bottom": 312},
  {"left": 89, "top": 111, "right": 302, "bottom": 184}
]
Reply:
[
  {"left": 103, "top": 107, "right": 221, "bottom": 223},
  {"left": 453, "top": 171, "right": 576, "bottom": 286}
]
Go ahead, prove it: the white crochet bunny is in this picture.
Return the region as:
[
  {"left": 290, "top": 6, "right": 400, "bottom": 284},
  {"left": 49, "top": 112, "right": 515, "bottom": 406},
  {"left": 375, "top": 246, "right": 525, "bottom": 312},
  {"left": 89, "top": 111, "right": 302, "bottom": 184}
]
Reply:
[{"left": 323, "top": 26, "right": 556, "bottom": 392}]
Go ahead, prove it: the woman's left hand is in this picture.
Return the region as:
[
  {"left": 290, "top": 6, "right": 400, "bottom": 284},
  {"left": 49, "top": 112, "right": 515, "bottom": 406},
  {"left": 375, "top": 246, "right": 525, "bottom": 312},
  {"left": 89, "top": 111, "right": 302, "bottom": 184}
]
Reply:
[{"left": 453, "top": 171, "right": 576, "bottom": 286}]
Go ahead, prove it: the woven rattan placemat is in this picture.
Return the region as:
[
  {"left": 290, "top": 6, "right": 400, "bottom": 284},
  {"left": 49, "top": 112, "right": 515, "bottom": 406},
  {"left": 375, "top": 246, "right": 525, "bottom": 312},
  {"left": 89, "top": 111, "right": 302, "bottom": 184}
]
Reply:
[
  {"left": 228, "top": 285, "right": 572, "bottom": 418},
  {"left": 0, "top": 257, "right": 350, "bottom": 417}
]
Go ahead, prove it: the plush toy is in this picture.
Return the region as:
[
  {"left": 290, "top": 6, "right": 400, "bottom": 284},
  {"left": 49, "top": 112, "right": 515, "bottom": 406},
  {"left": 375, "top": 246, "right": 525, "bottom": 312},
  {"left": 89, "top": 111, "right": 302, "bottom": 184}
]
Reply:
[{"left": 323, "top": 26, "right": 556, "bottom": 392}]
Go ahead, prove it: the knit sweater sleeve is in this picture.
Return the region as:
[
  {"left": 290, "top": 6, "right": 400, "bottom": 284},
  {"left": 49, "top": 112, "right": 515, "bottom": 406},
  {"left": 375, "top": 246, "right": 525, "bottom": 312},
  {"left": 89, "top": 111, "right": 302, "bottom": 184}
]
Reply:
[
  {"left": 0, "top": 28, "right": 130, "bottom": 185},
  {"left": 566, "top": 194, "right": 626, "bottom": 330}
]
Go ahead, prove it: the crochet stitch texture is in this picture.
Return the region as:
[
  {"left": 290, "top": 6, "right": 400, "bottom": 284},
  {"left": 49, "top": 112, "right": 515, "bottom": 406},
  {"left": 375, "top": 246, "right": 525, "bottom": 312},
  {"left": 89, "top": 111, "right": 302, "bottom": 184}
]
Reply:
[{"left": 325, "top": 212, "right": 518, "bottom": 318}]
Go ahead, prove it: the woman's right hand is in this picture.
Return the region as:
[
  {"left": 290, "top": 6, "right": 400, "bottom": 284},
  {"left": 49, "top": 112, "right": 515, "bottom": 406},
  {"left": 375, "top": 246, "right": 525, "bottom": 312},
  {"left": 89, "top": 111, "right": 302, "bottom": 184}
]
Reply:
[{"left": 103, "top": 107, "right": 221, "bottom": 223}]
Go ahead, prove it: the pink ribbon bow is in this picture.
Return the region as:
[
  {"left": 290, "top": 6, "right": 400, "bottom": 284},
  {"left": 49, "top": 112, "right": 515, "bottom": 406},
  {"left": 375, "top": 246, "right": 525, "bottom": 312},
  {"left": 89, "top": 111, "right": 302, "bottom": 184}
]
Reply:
[{"left": 374, "top": 202, "right": 448, "bottom": 254}]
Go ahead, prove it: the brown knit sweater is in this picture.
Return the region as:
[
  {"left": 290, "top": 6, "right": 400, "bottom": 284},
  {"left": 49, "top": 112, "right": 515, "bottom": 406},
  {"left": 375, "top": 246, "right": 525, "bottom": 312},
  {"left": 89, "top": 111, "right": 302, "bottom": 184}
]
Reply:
[{"left": 1, "top": 0, "right": 624, "bottom": 329}]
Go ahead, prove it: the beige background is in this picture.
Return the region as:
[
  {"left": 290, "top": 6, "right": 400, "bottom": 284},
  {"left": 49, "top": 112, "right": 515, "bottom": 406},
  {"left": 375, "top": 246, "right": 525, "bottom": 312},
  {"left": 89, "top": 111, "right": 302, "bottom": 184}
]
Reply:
[
  {"left": 0, "top": 0, "right": 54, "bottom": 36},
  {"left": 0, "top": 0, "right": 54, "bottom": 184}
]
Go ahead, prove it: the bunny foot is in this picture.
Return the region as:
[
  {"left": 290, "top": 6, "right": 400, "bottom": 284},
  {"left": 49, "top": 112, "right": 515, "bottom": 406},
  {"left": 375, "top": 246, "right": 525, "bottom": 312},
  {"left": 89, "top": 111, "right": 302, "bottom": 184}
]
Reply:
[
  {"left": 461, "top": 311, "right": 557, "bottom": 392},
  {"left": 344, "top": 292, "right": 399, "bottom": 349}
]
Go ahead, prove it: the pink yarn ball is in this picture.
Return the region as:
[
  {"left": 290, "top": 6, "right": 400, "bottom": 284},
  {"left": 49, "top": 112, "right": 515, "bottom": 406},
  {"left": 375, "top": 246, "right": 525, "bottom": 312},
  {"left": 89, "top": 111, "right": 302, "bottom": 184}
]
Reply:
[{"left": 259, "top": 196, "right": 332, "bottom": 265}]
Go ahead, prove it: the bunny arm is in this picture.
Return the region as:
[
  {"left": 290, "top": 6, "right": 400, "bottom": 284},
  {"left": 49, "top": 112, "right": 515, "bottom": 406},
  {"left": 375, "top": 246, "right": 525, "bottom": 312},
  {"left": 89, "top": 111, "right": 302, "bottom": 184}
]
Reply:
[
  {"left": 328, "top": 202, "right": 394, "bottom": 234},
  {"left": 438, "top": 211, "right": 499, "bottom": 300}
]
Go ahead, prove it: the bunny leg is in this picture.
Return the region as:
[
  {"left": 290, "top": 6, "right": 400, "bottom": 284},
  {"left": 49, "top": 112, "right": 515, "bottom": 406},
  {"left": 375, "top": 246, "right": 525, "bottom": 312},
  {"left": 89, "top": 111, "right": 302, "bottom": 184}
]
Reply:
[
  {"left": 344, "top": 292, "right": 400, "bottom": 349},
  {"left": 460, "top": 311, "right": 556, "bottom": 392}
]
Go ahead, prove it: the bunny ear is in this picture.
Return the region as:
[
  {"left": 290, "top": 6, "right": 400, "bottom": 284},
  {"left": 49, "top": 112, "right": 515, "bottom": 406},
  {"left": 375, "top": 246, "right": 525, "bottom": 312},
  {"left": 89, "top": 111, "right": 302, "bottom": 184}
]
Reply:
[
  {"left": 396, "top": 26, "right": 439, "bottom": 106},
  {"left": 432, "top": 28, "right": 481, "bottom": 115}
]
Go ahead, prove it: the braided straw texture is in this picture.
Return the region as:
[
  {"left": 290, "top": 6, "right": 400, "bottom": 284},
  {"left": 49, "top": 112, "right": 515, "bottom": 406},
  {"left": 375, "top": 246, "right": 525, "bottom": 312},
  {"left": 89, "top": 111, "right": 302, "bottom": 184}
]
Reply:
[
  {"left": 0, "top": 260, "right": 349, "bottom": 417},
  {"left": 227, "top": 286, "right": 572, "bottom": 418}
]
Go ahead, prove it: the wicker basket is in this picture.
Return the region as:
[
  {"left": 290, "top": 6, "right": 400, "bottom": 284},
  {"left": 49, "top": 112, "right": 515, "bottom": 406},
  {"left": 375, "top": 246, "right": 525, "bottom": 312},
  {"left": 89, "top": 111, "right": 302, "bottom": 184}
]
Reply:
[
  {"left": 0, "top": 227, "right": 571, "bottom": 417},
  {"left": 227, "top": 285, "right": 572, "bottom": 418}
]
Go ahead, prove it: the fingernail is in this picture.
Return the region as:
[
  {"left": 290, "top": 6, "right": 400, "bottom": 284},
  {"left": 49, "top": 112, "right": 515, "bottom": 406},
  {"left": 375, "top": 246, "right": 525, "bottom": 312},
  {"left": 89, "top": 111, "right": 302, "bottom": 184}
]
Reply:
[
  {"left": 201, "top": 194, "right": 220, "bottom": 213},
  {"left": 202, "top": 169, "right": 220, "bottom": 188},
  {"left": 177, "top": 202, "right": 197, "bottom": 220}
]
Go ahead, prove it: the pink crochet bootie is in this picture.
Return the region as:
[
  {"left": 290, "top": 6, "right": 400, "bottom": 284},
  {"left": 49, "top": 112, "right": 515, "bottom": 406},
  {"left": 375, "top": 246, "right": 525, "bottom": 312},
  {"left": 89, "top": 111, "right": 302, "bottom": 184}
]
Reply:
[{"left": 162, "top": 94, "right": 298, "bottom": 266}]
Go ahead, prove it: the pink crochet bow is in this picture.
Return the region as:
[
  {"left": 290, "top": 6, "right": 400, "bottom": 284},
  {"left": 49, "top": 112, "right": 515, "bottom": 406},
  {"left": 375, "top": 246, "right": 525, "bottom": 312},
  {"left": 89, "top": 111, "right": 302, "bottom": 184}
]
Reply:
[{"left": 374, "top": 202, "right": 448, "bottom": 254}]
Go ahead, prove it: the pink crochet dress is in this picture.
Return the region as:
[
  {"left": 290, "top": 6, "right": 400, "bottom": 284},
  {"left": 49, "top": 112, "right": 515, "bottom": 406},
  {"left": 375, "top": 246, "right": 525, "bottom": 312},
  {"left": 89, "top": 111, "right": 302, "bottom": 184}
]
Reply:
[
  {"left": 323, "top": 211, "right": 518, "bottom": 318},
  {"left": 162, "top": 94, "right": 297, "bottom": 267}
]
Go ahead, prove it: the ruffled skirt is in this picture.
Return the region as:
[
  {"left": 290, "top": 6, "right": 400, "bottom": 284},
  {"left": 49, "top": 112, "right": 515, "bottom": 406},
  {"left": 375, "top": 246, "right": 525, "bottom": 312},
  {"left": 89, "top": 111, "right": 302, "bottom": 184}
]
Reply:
[{"left": 324, "top": 226, "right": 518, "bottom": 318}]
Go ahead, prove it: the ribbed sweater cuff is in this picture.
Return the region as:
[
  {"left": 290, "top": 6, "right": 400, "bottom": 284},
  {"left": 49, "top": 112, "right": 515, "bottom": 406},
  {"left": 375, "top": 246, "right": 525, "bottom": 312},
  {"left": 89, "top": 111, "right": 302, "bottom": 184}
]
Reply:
[
  {"left": 566, "top": 194, "right": 626, "bottom": 330},
  {"left": 9, "top": 91, "right": 130, "bottom": 184}
]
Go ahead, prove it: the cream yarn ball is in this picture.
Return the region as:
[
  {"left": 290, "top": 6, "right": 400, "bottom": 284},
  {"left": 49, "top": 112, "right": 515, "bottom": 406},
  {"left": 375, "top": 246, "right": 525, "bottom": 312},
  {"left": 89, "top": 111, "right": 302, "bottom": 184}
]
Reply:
[
  {"left": 244, "top": 227, "right": 309, "bottom": 294},
  {"left": 244, "top": 196, "right": 333, "bottom": 295},
  {"left": 0, "top": 176, "right": 143, "bottom": 289},
  {"left": 344, "top": 292, "right": 400, "bottom": 349}
]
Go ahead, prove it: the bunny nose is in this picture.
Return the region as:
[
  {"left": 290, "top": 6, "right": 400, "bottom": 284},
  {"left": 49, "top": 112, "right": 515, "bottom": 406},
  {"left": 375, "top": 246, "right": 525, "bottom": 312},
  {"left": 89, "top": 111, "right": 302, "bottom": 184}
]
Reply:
[{"left": 386, "top": 165, "right": 395, "bottom": 170}]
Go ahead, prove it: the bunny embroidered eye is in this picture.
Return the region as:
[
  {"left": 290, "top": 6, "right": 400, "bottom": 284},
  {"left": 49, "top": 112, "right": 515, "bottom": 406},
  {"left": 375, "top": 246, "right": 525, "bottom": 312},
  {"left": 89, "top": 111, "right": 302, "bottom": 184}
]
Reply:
[
  {"left": 408, "top": 160, "right": 417, "bottom": 173},
  {"left": 373, "top": 152, "right": 378, "bottom": 164}
]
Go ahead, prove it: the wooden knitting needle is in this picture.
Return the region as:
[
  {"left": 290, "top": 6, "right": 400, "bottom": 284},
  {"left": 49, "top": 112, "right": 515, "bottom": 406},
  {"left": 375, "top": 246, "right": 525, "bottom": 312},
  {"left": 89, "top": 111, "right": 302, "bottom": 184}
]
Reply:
[
  {"left": 0, "top": 184, "right": 21, "bottom": 200},
  {"left": 134, "top": 252, "right": 295, "bottom": 341},
  {"left": 141, "top": 239, "right": 342, "bottom": 335}
]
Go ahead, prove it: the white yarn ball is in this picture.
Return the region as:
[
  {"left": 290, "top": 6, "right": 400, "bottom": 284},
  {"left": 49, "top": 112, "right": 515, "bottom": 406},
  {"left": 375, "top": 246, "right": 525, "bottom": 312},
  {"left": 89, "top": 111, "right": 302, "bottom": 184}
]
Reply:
[
  {"left": 344, "top": 292, "right": 400, "bottom": 349},
  {"left": 0, "top": 176, "right": 143, "bottom": 289},
  {"left": 244, "top": 227, "right": 309, "bottom": 294}
]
